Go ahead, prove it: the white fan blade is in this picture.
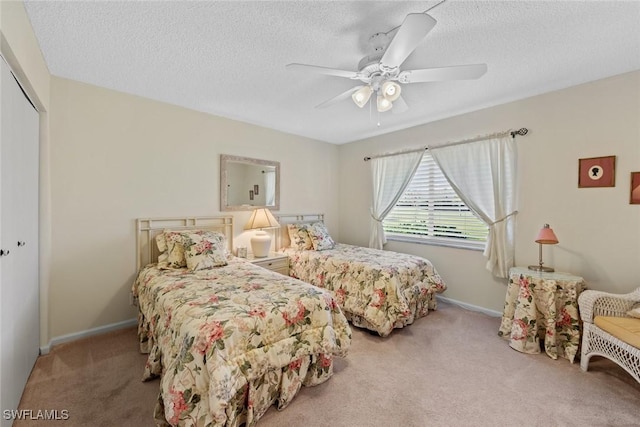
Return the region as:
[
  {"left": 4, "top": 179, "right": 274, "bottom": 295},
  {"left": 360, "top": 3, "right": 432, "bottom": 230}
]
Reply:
[
  {"left": 399, "top": 64, "right": 488, "bottom": 83},
  {"left": 315, "top": 86, "right": 363, "bottom": 109},
  {"left": 392, "top": 96, "right": 409, "bottom": 114},
  {"left": 380, "top": 13, "right": 437, "bottom": 70},
  {"left": 286, "top": 63, "right": 359, "bottom": 79}
]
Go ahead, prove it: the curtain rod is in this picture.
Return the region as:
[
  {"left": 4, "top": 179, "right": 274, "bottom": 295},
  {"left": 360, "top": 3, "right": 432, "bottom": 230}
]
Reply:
[{"left": 363, "top": 127, "right": 529, "bottom": 162}]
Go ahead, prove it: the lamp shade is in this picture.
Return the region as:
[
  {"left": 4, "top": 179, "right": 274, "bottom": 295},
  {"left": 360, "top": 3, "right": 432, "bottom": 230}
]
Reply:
[
  {"left": 376, "top": 95, "right": 393, "bottom": 112},
  {"left": 244, "top": 208, "right": 280, "bottom": 230},
  {"left": 381, "top": 81, "right": 401, "bottom": 101},
  {"left": 535, "top": 224, "right": 559, "bottom": 245},
  {"left": 352, "top": 85, "right": 373, "bottom": 108}
]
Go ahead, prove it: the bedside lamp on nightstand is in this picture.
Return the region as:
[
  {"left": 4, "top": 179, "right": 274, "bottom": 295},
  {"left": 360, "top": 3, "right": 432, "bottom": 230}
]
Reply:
[
  {"left": 528, "top": 223, "right": 559, "bottom": 272},
  {"left": 244, "top": 208, "right": 280, "bottom": 258}
]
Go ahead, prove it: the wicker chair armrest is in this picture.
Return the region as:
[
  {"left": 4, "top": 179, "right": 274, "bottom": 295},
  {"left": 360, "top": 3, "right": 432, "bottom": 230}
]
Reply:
[{"left": 578, "top": 287, "right": 640, "bottom": 323}]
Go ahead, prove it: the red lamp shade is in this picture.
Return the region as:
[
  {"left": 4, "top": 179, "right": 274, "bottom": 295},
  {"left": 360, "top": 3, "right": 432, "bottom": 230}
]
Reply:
[
  {"left": 535, "top": 224, "right": 558, "bottom": 245},
  {"left": 529, "top": 223, "right": 559, "bottom": 272}
]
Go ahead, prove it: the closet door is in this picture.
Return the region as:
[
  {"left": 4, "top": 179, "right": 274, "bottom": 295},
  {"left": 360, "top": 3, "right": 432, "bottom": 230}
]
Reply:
[
  {"left": 13, "top": 62, "right": 40, "bottom": 406},
  {"left": 0, "top": 60, "right": 18, "bottom": 422},
  {"left": 0, "top": 59, "right": 40, "bottom": 424}
]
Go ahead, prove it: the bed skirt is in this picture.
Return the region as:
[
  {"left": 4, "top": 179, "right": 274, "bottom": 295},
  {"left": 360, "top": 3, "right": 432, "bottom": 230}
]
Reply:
[
  {"left": 137, "top": 312, "right": 336, "bottom": 426},
  {"left": 344, "top": 287, "right": 438, "bottom": 336}
]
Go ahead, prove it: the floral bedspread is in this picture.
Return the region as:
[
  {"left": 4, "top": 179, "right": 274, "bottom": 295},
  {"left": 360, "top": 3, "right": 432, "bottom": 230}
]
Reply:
[
  {"left": 283, "top": 243, "right": 446, "bottom": 337},
  {"left": 132, "top": 258, "right": 351, "bottom": 426}
]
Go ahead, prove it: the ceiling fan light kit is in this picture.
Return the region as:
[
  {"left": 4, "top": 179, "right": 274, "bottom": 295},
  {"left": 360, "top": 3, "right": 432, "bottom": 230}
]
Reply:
[
  {"left": 352, "top": 85, "right": 373, "bottom": 108},
  {"left": 381, "top": 81, "right": 401, "bottom": 101},
  {"left": 377, "top": 95, "right": 393, "bottom": 112},
  {"left": 287, "top": 11, "right": 488, "bottom": 115}
]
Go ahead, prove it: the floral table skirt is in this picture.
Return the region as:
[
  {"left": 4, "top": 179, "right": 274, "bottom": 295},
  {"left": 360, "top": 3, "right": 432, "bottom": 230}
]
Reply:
[{"left": 498, "top": 267, "right": 585, "bottom": 363}]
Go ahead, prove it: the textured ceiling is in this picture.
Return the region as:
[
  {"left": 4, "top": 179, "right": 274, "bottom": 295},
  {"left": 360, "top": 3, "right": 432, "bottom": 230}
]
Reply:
[{"left": 24, "top": 0, "right": 640, "bottom": 144}]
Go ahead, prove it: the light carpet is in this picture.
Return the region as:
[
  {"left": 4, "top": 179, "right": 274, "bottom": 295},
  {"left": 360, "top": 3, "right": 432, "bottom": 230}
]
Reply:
[{"left": 16, "top": 301, "right": 640, "bottom": 426}]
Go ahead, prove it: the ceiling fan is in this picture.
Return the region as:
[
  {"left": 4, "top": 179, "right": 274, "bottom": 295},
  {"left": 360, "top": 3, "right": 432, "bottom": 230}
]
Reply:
[{"left": 286, "top": 13, "right": 487, "bottom": 114}]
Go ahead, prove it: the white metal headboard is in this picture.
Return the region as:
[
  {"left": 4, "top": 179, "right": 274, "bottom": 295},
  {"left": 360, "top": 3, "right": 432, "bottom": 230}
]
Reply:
[
  {"left": 136, "top": 216, "right": 234, "bottom": 271},
  {"left": 274, "top": 213, "right": 324, "bottom": 250}
]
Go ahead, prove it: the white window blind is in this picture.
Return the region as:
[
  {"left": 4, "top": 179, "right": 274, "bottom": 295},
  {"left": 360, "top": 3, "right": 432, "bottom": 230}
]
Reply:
[{"left": 383, "top": 152, "right": 488, "bottom": 249}]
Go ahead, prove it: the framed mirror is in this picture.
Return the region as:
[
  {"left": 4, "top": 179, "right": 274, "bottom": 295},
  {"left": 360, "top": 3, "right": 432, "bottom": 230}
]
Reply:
[{"left": 220, "top": 154, "right": 280, "bottom": 211}]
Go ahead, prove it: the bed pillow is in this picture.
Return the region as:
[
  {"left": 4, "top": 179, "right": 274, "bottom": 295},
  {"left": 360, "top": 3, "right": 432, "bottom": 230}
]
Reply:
[
  {"left": 156, "top": 233, "right": 168, "bottom": 253},
  {"left": 155, "top": 232, "right": 170, "bottom": 269},
  {"left": 307, "top": 222, "right": 335, "bottom": 251},
  {"left": 164, "top": 230, "right": 190, "bottom": 268},
  {"left": 157, "top": 252, "right": 170, "bottom": 270},
  {"left": 163, "top": 229, "right": 231, "bottom": 269},
  {"left": 182, "top": 231, "right": 228, "bottom": 271},
  {"left": 287, "top": 223, "right": 313, "bottom": 250}
]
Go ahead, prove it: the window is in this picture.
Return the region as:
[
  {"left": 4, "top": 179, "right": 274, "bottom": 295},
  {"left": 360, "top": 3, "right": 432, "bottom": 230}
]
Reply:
[{"left": 383, "top": 152, "right": 488, "bottom": 250}]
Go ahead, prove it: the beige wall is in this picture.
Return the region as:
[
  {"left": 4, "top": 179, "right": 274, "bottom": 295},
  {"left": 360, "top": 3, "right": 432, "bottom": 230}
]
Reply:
[
  {"left": 48, "top": 77, "right": 339, "bottom": 338},
  {"left": 337, "top": 71, "right": 640, "bottom": 313}
]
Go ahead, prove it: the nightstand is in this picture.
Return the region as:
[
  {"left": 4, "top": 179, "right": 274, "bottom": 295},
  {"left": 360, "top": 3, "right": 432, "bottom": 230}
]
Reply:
[
  {"left": 247, "top": 252, "right": 289, "bottom": 276},
  {"left": 498, "top": 267, "right": 585, "bottom": 363}
]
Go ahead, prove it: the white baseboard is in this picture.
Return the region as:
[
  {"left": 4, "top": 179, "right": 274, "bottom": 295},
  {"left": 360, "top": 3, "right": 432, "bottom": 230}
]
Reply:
[
  {"left": 40, "top": 318, "right": 137, "bottom": 355},
  {"left": 436, "top": 295, "right": 502, "bottom": 318}
]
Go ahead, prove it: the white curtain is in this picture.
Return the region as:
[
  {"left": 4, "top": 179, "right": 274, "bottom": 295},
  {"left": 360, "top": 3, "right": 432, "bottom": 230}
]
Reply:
[
  {"left": 429, "top": 135, "right": 517, "bottom": 278},
  {"left": 369, "top": 150, "right": 424, "bottom": 249}
]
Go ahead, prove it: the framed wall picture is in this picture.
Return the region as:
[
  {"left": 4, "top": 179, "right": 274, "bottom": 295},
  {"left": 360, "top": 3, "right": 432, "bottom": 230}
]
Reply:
[
  {"left": 578, "top": 155, "right": 616, "bottom": 188},
  {"left": 631, "top": 172, "right": 640, "bottom": 204}
]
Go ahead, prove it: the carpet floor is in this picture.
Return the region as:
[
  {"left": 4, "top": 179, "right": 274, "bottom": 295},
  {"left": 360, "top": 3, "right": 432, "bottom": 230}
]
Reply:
[{"left": 16, "top": 301, "right": 640, "bottom": 426}]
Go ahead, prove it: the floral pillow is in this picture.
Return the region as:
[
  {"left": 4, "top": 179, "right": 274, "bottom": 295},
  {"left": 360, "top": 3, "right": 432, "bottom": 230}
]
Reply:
[
  {"left": 156, "top": 233, "right": 168, "bottom": 253},
  {"left": 164, "top": 230, "right": 189, "bottom": 268},
  {"left": 157, "top": 252, "right": 170, "bottom": 270},
  {"left": 163, "top": 229, "right": 230, "bottom": 269},
  {"left": 287, "top": 223, "right": 313, "bottom": 250},
  {"left": 183, "top": 231, "right": 229, "bottom": 271},
  {"left": 155, "top": 232, "right": 170, "bottom": 269},
  {"left": 307, "top": 222, "right": 335, "bottom": 251}
]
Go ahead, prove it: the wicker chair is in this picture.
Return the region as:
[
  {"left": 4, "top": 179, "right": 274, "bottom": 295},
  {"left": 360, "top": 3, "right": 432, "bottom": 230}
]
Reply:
[{"left": 578, "top": 288, "right": 640, "bottom": 383}]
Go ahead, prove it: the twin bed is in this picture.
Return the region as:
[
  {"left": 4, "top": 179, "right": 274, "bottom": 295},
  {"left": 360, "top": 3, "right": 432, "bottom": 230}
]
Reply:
[
  {"left": 132, "top": 215, "right": 446, "bottom": 426},
  {"left": 277, "top": 214, "right": 447, "bottom": 337},
  {"left": 132, "top": 217, "right": 351, "bottom": 426}
]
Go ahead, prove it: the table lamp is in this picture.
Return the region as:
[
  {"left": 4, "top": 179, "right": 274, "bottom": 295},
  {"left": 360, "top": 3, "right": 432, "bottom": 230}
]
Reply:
[
  {"left": 528, "top": 224, "right": 559, "bottom": 272},
  {"left": 244, "top": 208, "right": 280, "bottom": 258}
]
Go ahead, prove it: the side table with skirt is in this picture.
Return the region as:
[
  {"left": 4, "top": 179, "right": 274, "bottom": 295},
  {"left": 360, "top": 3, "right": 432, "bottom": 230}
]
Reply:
[{"left": 498, "top": 267, "right": 585, "bottom": 363}]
